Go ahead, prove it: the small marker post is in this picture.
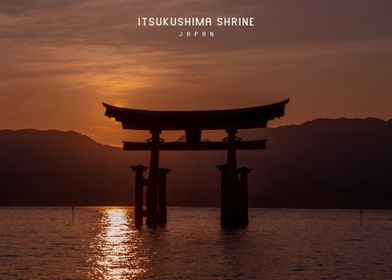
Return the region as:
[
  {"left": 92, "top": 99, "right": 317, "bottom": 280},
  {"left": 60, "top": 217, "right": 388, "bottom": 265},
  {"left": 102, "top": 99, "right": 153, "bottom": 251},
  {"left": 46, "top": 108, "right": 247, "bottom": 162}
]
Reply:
[{"left": 72, "top": 206, "right": 75, "bottom": 223}]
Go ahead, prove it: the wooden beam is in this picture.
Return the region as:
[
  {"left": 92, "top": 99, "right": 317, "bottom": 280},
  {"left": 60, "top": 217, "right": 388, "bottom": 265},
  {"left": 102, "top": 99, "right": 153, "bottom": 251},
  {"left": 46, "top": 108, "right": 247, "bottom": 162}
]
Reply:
[
  {"left": 103, "top": 99, "right": 289, "bottom": 130},
  {"left": 123, "top": 140, "right": 266, "bottom": 151}
]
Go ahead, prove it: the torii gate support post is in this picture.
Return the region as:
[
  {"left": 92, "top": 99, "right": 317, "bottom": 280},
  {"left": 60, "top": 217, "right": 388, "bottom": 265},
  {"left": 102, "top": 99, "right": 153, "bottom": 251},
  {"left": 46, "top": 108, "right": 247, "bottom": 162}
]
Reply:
[
  {"left": 158, "top": 168, "right": 171, "bottom": 225},
  {"left": 131, "top": 165, "right": 148, "bottom": 227},
  {"left": 218, "top": 165, "right": 251, "bottom": 227},
  {"left": 226, "top": 128, "right": 238, "bottom": 168},
  {"left": 146, "top": 129, "right": 161, "bottom": 227},
  {"left": 217, "top": 164, "right": 230, "bottom": 227},
  {"left": 238, "top": 167, "right": 252, "bottom": 226},
  {"left": 218, "top": 129, "right": 252, "bottom": 228},
  {"left": 223, "top": 128, "right": 241, "bottom": 228}
]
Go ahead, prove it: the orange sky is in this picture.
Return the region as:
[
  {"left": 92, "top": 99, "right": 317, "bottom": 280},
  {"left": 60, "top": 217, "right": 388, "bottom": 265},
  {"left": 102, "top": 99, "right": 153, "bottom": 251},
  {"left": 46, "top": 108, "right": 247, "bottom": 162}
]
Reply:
[{"left": 0, "top": 0, "right": 391, "bottom": 145}]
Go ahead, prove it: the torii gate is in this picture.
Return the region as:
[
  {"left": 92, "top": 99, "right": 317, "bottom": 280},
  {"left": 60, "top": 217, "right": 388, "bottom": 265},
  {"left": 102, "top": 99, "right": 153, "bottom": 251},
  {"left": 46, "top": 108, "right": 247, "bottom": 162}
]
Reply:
[{"left": 103, "top": 99, "right": 289, "bottom": 228}]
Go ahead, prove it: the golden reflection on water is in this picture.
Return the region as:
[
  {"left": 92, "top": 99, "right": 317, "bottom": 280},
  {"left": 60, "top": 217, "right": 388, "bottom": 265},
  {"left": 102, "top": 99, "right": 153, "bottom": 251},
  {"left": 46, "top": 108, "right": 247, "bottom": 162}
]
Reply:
[{"left": 88, "top": 208, "right": 149, "bottom": 279}]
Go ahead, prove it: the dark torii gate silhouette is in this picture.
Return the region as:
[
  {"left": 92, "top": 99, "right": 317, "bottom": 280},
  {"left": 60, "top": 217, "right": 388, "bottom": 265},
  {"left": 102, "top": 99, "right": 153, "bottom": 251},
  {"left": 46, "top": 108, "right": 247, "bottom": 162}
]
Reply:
[{"left": 103, "top": 99, "right": 289, "bottom": 228}]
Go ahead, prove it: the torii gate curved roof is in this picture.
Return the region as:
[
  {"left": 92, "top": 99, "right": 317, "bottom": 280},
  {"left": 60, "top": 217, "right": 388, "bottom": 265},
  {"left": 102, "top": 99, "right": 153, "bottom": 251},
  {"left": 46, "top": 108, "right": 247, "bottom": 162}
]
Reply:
[{"left": 103, "top": 99, "right": 289, "bottom": 130}]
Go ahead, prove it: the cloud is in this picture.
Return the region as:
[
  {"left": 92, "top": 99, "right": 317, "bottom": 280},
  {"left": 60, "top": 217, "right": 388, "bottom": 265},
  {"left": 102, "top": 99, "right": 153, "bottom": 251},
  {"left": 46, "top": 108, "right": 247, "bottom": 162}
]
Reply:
[{"left": 0, "top": 0, "right": 392, "bottom": 144}]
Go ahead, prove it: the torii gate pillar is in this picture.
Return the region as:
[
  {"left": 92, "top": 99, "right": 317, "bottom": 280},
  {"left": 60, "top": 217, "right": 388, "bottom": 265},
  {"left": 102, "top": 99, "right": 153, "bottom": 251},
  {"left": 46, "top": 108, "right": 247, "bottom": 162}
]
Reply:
[{"left": 217, "top": 129, "right": 252, "bottom": 227}]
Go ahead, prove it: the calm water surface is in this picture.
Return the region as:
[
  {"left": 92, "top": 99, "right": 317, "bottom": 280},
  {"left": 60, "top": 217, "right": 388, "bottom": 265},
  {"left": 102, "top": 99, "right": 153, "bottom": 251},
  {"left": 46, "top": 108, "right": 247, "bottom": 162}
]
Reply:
[{"left": 0, "top": 207, "right": 391, "bottom": 279}]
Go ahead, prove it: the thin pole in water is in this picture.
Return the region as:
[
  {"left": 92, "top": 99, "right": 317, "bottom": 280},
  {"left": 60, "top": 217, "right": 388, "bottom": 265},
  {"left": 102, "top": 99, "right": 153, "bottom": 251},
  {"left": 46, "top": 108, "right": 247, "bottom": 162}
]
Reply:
[
  {"left": 359, "top": 208, "right": 363, "bottom": 226},
  {"left": 72, "top": 206, "right": 75, "bottom": 223}
]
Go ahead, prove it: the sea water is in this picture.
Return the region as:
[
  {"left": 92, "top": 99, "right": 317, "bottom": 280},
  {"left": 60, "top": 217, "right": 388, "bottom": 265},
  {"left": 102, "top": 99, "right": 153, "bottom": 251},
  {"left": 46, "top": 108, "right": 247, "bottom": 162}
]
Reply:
[{"left": 0, "top": 207, "right": 391, "bottom": 279}]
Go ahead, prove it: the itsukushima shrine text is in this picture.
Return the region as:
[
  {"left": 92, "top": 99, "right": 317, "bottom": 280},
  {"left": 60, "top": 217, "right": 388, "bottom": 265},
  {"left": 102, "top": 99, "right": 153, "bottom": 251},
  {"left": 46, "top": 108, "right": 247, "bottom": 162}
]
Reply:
[{"left": 103, "top": 99, "right": 289, "bottom": 228}]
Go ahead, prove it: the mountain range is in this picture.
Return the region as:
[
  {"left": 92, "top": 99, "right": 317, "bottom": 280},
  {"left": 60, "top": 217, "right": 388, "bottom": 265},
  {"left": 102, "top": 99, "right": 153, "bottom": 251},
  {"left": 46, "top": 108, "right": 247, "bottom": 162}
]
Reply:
[{"left": 1, "top": 118, "right": 391, "bottom": 208}]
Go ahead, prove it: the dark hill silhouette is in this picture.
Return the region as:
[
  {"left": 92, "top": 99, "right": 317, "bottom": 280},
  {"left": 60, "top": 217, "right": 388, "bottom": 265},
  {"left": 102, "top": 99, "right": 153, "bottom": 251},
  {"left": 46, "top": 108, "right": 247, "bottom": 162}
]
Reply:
[
  {"left": 240, "top": 118, "right": 392, "bottom": 208},
  {"left": 0, "top": 129, "right": 134, "bottom": 205},
  {"left": 1, "top": 118, "right": 391, "bottom": 208}
]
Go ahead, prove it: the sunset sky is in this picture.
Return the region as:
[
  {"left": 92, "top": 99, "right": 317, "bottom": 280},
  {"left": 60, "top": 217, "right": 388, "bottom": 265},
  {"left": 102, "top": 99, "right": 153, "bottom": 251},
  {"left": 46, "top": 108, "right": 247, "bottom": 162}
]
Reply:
[{"left": 0, "top": 0, "right": 391, "bottom": 145}]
